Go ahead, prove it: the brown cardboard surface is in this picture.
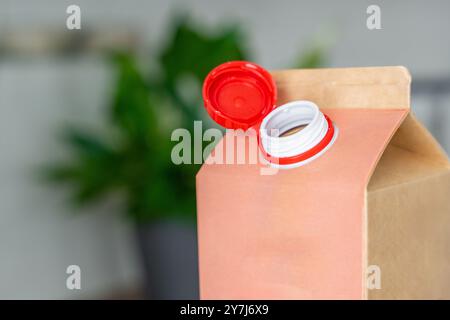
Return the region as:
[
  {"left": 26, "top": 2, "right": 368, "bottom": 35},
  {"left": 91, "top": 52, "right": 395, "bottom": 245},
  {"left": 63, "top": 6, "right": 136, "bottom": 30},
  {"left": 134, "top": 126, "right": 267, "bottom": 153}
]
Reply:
[
  {"left": 367, "top": 143, "right": 448, "bottom": 191},
  {"left": 388, "top": 112, "right": 449, "bottom": 167},
  {"left": 272, "top": 66, "right": 410, "bottom": 109},
  {"left": 196, "top": 66, "right": 450, "bottom": 299},
  {"left": 367, "top": 171, "right": 450, "bottom": 299},
  {"left": 366, "top": 110, "right": 450, "bottom": 299}
]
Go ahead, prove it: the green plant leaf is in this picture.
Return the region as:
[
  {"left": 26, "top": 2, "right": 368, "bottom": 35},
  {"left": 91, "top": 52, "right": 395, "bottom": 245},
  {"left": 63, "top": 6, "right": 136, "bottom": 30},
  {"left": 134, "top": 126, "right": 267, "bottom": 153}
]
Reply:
[
  {"left": 44, "top": 16, "right": 327, "bottom": 223},
  {"left": 160, "top": 18, "right": 247, "bottom": 85},
  {"left": 111, "top": 52, "right": 160, "bottom": 145},
  {"left": 44, "top": 128, "right": 123, "bottom": 204},
  {"left": 159, "top": 17, "right": 248, "bottom": 125},
  {"left": 294, "top": 45, "right": 327, "bottom": 69}
]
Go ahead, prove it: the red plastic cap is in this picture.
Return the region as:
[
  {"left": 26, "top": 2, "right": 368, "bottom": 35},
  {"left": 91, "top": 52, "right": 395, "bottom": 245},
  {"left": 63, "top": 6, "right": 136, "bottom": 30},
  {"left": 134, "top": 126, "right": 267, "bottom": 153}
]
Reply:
[{"left": 202, "top": 61, "right": 277, "bottom": 130}]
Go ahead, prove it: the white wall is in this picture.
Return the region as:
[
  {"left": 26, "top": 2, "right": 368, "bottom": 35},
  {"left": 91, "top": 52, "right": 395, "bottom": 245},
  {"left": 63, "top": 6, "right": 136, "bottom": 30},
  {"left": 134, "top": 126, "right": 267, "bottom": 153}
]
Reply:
[
  {"left": 0, "top": 57, "right": 143, "bottom": 299},
  {"left": 3, "top": 0, "right": 450, "bottom": 74},
  {"left": 0, "top": 0, "right": 449, "bottom": 298}
]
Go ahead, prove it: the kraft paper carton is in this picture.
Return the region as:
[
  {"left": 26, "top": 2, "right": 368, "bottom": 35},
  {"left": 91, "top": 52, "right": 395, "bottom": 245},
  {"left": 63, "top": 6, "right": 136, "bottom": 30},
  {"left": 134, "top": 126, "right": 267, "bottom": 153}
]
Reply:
[{"left": 196, "top": 66, "right": 450, "bottom": 299}]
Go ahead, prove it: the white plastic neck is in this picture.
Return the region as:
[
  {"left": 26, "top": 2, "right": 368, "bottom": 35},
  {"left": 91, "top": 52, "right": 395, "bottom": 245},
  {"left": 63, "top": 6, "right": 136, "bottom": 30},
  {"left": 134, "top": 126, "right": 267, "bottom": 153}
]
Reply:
[{"left": 259, "top": 100, "right": 332, "bottom": 162}]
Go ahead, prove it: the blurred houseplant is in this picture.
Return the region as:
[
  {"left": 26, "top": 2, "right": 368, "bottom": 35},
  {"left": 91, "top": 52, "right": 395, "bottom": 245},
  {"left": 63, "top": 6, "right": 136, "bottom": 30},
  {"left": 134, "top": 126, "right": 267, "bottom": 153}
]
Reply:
[{"left": 45, "top": 16, "right": 326, "bottom": 299}]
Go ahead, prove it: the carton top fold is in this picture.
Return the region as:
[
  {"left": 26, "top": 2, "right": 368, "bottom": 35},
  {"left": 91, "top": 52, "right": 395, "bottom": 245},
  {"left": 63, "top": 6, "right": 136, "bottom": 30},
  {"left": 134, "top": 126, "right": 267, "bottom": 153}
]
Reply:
[{"left": 272, "top": 66, "right": 411, "bottom": 110}]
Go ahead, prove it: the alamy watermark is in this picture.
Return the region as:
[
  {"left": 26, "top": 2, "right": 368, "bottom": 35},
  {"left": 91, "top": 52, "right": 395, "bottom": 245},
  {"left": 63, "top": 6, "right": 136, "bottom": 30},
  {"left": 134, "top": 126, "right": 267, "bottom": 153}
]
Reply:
[
  {"left": 66, "top": 5, "right": 81, "bottom": 30},
  {"left": 366, "top": 5, "right": 381, "bottom": 30},
  {"left": 171, "top": 121, "right": 280, "bottom": 175},
  {"left": 366, "top": 264, "right": 381, "bottom": 290},
  {"left": 66, "top": 265, "right": 81, "bottom": 290}
]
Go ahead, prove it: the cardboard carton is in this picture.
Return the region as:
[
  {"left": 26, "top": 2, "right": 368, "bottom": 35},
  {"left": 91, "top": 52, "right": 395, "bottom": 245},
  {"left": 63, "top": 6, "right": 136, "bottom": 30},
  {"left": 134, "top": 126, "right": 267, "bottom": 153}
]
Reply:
[{"left": 196, "top": 66, "right": 450, "bottom": 299}]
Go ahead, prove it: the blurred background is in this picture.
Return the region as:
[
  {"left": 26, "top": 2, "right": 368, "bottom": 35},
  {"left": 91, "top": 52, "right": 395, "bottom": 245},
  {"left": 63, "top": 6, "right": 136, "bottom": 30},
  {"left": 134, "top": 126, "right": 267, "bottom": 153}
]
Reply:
[{"left": 0, "top": 0, "right": 449, "bottom": 299}]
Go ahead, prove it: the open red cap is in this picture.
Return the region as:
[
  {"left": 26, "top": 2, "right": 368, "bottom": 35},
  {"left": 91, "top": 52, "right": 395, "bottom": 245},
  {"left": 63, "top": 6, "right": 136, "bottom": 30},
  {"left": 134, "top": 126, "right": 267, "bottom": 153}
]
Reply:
[{"left": 202, "top": 61, "right": 277, "bottom": 130}]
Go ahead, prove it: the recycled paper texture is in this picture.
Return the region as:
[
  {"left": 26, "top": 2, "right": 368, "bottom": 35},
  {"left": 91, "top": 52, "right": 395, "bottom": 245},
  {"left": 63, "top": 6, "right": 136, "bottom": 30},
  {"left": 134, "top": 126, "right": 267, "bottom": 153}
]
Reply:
[{"left": 196, "top": 66, "right": 450, "bottom": 299}]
